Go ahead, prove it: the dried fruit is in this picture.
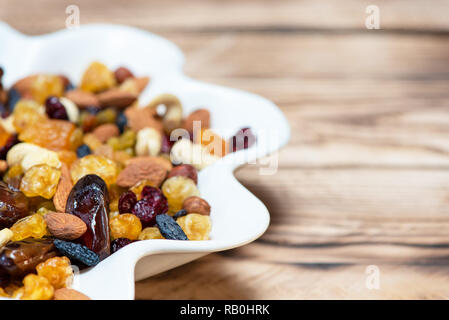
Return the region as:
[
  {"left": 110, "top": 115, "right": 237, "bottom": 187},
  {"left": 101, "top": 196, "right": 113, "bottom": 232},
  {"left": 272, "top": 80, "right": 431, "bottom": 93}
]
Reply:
[
  {"left": 0, "top": 134, "right": 19, "bottom": 160},
  {"left": 45, "top": 96, "right": 68, "bottom": 120},
  {"left": 14, "top": 274, "right": 54, "bottom": 300},
  {"left": 183, "top": 196, "right": 211, "bottom": 216},
  {"left": 116, "top": 112, "right": 127, "bottom": 133},
  {"left": 57, "top": 150, "right": 77, "bottom": 168},
  {"left": 44, "top": 212, "right": 87, "bottom": 240},
  {"left": 177, "top": 213, "right": 212, "bottom": 240},
  {"left": 53, "top": 239, "right": 100, "bottom": 267},
  {"left": 19, "top": 119, "right": 76, "bottom": 151},
  {"left": 155, "top": 214, "right": 188, "bottom": 240},
  {"left": 167, "top": 164, "right": 198, "bottom": 184},
  {"left": 36, "top": 256, "right": 73, "bottom": 289},
  {"left": 82, "top": 133, "right": 102, "bottom": 151},
  {"left": 132, "top": 193, "right": 168, "bottom": 227},
  {"left": 10, "top": 214, "right": 48, "bottom": 241},
  {"left": 12, "top": 99, "right": 46, "bottom": 133},
  {"left": 80, "top": 61, "right": 116, "bottom": 93},
  {"left": 109, "top": 213, "right": 142, "bottom": 240},
  {"left": 195, "top": 128, "right": 228, "bottom": 157},
  {"left": 30, "top": 74, "right": 64, "bottom": 104},
  {"left": 7, "top": 88, "right": 21, "bottom": 112},
  {"left": 138, "top": 227, "right": 164, "bottom": 240},
  {"left": 110, "top": 238, "right": 133, "bottom": 253},
  {"left": 173, "top": 209, "right": 188, "bottom": 220},
  {"left": 20, "top": 164, "right": 61, "bottom": 199},
  {"left": 161, "top": 134, "right": 174, "bottom": 154},
  {"left": 65, "top": 174, "right": 110, "bottom": 259},
  {"left": 96, "top": 108, "right": 117, "bottom": 125},
  {"left": 76, "top": 144, "right": 91, "bottom": 158},
  {"left": 116, "top": 156, "right": 167, "bottom": 188},
  {"left": 54, "top": 288, "right": 90, "bottom": 300},
  {"left": 0, "top": 239, "right": 57, "bottom": 278},
  {"left": 161, "top": 176, "right": 200, "bottom": 214},
  {"left": 230, "top": 127, "right": 256, "bottom": 152},
  {"left": 53, "top": 163, "right": 72, "bottom": 213},
  {"left": 70, "top": 155, "right": 118, "bottom": 186},
  {"left": 118, "top": 191, "right": 137, "bottom": 214},
  {"left": 0, "top": 181, "right": 29, "bottom": 229}
]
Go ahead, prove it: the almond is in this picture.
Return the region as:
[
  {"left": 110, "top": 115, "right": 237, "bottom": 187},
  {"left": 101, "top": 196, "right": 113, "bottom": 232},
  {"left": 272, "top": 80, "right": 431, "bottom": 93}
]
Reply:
[
  {"left": 97, "top": 88, "right": 137, "bottom": 108},
  {"left": 53, "top": 164, "right": 72, "bottom": 212},
  {"left": 117, "top": 157, "right": 168, "bottom": 187},
  {"left": 132, "top": 77, "right": 150, "bottom": 93},
  {"left": 183, "top": 196, "right": 211, "bottom": 216},
  {"left": 120, "top": 76, "right": 150, "bottom": 94},
  {"left": 92, "top": 123, "right": 119, "bottom": 143},
  {"left": 13, "top": 75, "right": 37, "bottom": 95},
  {"left": 125, "top": 156, "right": 173, "bottom": 172},
  {"left": 44, "top": 212, "right": 87, "bottom": 240},
  {"left": 182, "top": 109, "right": 210, "bottom": 134},
  {"left": 124, "top": 106, "right": 163, "bottom": 133},
  {"left": 65, "top": 89, "right": 100, "bottom": 108},
  {"left": 54, "top": 288, "right": 91, "bottom": 300}
]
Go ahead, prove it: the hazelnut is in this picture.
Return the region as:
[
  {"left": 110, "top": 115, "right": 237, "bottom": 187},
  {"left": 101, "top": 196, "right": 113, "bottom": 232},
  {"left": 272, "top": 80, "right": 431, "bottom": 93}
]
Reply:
[
  {"left": 183, "top": 196, "right": 211, "bottom": 216},
  {"left": 167, "top": 164, "right": 198, "bottom": 184},
  {"left": 114, "top": 67, "right": 134, "bottom": 84}
]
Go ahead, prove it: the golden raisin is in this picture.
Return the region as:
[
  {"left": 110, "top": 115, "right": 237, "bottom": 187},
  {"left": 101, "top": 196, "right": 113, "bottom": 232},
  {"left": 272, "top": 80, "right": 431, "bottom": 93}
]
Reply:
[
  {"left": 36, "top": 256, "right": 73, "bottom": 289},
  {"left": 20, "top": 164, "right": 61, "bottom": 199},
  {"left": 10, "top": 213, "right": 48, "bottom": 241},
  {"left": 138, "top": 227, "right": 164, "bottom": 240},
  {"left": 0, "top": 287, "right": 8, "bottom": 297},
  {"left": 13, "top": 274, "right": 54, "bottom": 300},
  {"left": 13, "top": 99, "right": 46, "bottom": 133},
  {"left": 176, "top": 213, "right": 211, "bottom": 240},
  {"left": 31, "top": 74, "right": 64, "bottom": 104},
  {"left": 162, "top": 176, "right": 200, "bottom": 214},
  {"left": 109, "top": 213, "right": 142, "bottom": 240},
  {"left": 70, "top": 155, "right": 118, "bottom": 186},
  {"left": 80, "top": 62, "right": 116, "bottom": 93},
  {"left": 3, "top": 163, "right": 23, "bottom": 188},
  {"left": 19, "top": 119, "right": 76, "bottom": 151},
  {"left": 82, "top": 133, "right": 103, "bottom": 151},
  {"left": 57, "top": 150, "right": 78, "bottom": 168},
  {"left": 0, "top": 124, "right": 10, "bottom": 148}
]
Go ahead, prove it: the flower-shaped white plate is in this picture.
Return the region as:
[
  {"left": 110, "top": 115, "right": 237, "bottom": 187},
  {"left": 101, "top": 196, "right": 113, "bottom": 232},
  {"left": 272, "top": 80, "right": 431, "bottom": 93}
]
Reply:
[{"left": 0, "top": 22, "right": 290, "bottom": 300}]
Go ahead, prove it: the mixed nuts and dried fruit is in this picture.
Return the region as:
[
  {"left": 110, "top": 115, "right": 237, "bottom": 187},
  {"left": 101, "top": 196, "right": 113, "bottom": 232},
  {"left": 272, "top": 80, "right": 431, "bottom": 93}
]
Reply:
[{"left": 0, "top": 62, "right": 256, "bottom": 300}]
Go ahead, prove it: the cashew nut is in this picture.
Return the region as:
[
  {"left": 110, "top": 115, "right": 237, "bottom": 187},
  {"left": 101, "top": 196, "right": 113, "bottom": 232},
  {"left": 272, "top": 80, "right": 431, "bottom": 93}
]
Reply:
[
  {"left": 7, "top": 142, "right": 61, "bottom": 170},
  {"left": 60, "top": 97, "right": 79, "bottom": 123},
  {"left": 147, "top": 94, "right": 183, "bottom": 135},
  {"left": 0, "top": 228, "right": 13, "bottom": 250},
  {"left": 135, "top": 127, "right": 162, "bottom": 156},
  {"left": 170, "top": 139, "right": 219, "bottom": 170}
]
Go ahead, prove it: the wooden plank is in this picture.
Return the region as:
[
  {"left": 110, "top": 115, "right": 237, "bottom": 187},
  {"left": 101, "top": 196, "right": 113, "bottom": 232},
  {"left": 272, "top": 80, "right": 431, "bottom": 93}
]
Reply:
[{"left": 1, "top": 0, "right": 449, "bottom": 33}]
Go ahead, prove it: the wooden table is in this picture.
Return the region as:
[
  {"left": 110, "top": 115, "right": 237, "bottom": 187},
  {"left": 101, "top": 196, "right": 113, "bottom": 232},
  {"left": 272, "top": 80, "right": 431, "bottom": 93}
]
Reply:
[{"left": 2, "top": 0, "right": 449, "bottom": 299}]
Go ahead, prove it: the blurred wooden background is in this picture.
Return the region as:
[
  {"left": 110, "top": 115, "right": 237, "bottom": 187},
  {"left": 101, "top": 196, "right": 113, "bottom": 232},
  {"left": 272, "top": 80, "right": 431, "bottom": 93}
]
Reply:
[{"left": 2, "top": 0, "right": 449, "bottom": 299}]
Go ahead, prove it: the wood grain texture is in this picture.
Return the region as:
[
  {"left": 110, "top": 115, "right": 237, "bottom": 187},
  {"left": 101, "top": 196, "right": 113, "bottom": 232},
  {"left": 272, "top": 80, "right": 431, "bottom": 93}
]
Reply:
[{"left": 1, "top": 0, "right": 449, "bottom": 299}]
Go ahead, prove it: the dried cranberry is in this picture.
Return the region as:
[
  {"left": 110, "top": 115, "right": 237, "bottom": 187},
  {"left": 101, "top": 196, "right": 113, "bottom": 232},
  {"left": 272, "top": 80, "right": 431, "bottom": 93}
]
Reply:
[
  {"left": 141, "top": 186, "right": 164, "bottom": 202},
  {"left": 111, "top": 238, "right": 133, "bottom": 254},
  {"left": 0, "top": 134, "right": 18, "bottom": 160},
  {"left": 132, "top": 195, "right": 168, "bottom": 227},
  {"left": 45, "top": 96, "right": 68, "bottom": 120},
  {"left": 230, "top": 127, "right": 256, "bottom": 152},
  {"left": 161, "top": 134, "right": 174, "bottom": 153},
  {"left": 118, "top": 191, "right": 137, "bottom": 214}
]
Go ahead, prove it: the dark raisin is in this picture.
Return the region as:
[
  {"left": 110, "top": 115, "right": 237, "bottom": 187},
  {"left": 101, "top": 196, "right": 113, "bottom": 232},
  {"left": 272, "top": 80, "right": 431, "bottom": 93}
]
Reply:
[
  {"left": 53, "top": 239, "right": 99, "bottom": 267},
  {"left": 155, "top": 214, "right": 188, "bottom": 240},
  {"left": 173, "top": 209, "right": 188, "bottom": 220},
  {"left": 116, "top": 112, "right": 127, "bottom": 134},
  {"left": 111, "top": 238, "right": 133, "bottom": 254},
  {"left": 0, "top": 134, "right": 18, "bottom": 160},
  {"left": 0, "top": 239, "right": 57, "bottom": 278},
  {"left": 45, "top": 96, "right": 69, "bottom": 120},
  {"left": 7, "top": 88, "right": 20, "bottom": 112},
  {"left": 76, "top": 144, "right": 91, "bottom": 158},
  {"left": 85, "top": 106, "right": 101, "bottom": 115},
  {"left": 230, "top": 127, "right": 256, "bottom": 152},
  {"left": 118, "top": 191, "right": 137, "bottom": 214},
  {"left": 66, "top": 174, "right": 111, "bottom": 260},
  {"left": 65, "top": 82, "right": 75, "bottom": 91},
  {"left": 0, "top": 181, "right": 29, "bottom": 229}
]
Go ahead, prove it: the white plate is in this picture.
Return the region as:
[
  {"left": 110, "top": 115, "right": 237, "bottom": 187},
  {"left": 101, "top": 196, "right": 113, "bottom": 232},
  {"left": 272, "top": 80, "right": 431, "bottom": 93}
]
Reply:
[{"left": 0, "top": 22, "right": 290, "bottom": 300}]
